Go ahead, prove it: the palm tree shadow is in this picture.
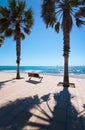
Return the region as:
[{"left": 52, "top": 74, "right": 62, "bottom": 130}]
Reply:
[
  {"left": 27, "top": 88, "right": 85, "bottom": 130},
  {"left": 0, "top": 79, "right": 16, "bottom": 89},
  {"left": 0, "top": 95, "right": 41, "bottom": 130}
]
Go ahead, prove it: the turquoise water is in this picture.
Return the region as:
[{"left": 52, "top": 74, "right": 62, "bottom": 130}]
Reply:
[{"left": 0, "top": 66, "right": 85, "bottom": 75}]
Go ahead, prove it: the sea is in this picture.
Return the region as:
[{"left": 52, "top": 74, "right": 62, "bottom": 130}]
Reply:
[{"left": 0, "top": 66, "right": 85, "bottom": 76}]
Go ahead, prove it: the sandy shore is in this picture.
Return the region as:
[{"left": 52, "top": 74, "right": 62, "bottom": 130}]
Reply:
[{"left": 0, "top": 72, "right": 85, "bottom": 130}]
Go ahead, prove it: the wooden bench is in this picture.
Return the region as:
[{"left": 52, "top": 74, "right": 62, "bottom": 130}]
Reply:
[{"left": 28, "top": 72, "right": 43, "bottom": 82}]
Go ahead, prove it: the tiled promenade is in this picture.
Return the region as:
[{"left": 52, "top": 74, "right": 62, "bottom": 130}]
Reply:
[{"left": 0, "top": 72, "right": 85, "bottom": 130}]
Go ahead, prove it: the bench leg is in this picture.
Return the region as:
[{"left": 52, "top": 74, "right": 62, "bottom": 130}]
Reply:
[
  {"left": 29, "top": 77, "right": 32, "bottom": 80},
  {"left": 40, "top": 77, "right": 43, "bottom": 82}
]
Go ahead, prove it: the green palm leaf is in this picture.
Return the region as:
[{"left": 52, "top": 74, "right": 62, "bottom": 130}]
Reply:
[
  {"left": 76, "top": 18, "right": 85, "bottom": 27},
  {"left": 55, "top": 22, "right": 60, "bottom": 33},
  {"left": 25, "top": 8, "right": 34, "bottom": 28},
  {"left": 23, "top": 27, "right": 30, "bottom": 35},
  {"left": 18, "top": 0, "right": 25, "bottom": 11},
  {"left": 5, "top": 29, "right": 12, "bottom": 37},
  {"left": 75, "top": 7, "right": 85, "bottom": 17},
  {"left": 0, "top": 6, "right": 9, "bottom": 17},
  {"left": 20, "top": 33, "right": 25, "bottom": 40},
  {"left": 41, "top": 0, "right": 56, "bottom": 27},
  {"left": 8, "top": 0, "right": 16, "bottom": 9}
]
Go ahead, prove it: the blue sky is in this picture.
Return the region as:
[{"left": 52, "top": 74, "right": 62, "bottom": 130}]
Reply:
[{"left": 0, "top": 0, "right": 85, "bottom": 66}]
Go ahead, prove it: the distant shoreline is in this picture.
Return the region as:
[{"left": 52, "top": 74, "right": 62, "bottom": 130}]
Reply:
[
  {"left": 0, "top": 71, "right": 85, "bottom": 79},
  {"left": 0, "top": 66, "right": 85, "bottom": 75}
]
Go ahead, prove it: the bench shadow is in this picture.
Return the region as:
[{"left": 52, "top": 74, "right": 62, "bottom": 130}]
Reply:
[
  {"left": 0, "top": 95, "right": 41, "bottom": 130},
  {"left": 26, "top": 79, "right": 41, "bottom": 84},
  {"left": 27, "top": 87, "right": 85, "bottom": 130}
]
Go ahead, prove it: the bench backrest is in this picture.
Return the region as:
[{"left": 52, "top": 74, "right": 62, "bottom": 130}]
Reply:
[{"left": 28, "top": 73, "right": 39, "bottom": 78}]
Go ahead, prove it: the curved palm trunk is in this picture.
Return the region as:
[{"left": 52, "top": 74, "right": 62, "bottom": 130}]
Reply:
[
  {"left": 63, "top": 11, "right": 70, "bottom": 87},
  {"left": 16, "top": 24, "right": 21, "bottom": 79}
]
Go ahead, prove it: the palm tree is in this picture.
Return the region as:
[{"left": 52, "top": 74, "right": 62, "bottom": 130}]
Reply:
[
  {"left": 41, "top": 0, "right": 85, "bottom": 87},
  {"left": 0, "top": 0, "right": 34, "bottom": 79}
]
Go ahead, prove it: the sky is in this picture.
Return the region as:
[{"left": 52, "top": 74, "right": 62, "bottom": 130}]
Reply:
[{"left": 0, "top": 0, "right": 85, "bottom": 66}]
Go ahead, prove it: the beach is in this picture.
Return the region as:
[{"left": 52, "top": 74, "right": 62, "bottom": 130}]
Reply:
[{"left": 0, "top": 72, "right": 85, "bottom": 130}]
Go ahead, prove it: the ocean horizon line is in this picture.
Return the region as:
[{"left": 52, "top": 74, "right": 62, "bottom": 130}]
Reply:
[
  {"left": 0, "top": 65, "right": 85, "bottom": 67},
  {"left": 0, "top": 65, "right": 85, "bottom": 76}
]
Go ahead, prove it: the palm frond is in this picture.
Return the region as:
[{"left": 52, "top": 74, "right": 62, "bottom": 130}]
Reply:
[
  {"left": 18, "top": 0, "right": 25, "bottom": 12},
  {"left": 8, "top": 0, "right": 16, "bottom": 9},
  {"left": 55, "top": 22, "right": 60, "bottom": 33},
  {"left": 78, "top": 0, "right": 85, "bottom": 5},
  {"left": 69, "top": 0, "right": 78, "bottom": 6},
  {"left": 0, "top": 28, "right": 4, "bottom": 33},
  {"left": 5, "top": 29, "right": 12, "bottom": 37},
  {"left": 20, "top": 33, "right": 25, "bottom": 40},
  {"left": 41, "top": 0, "right": 56, "bottom": 27},
  {"left": 25, "top": 8, "right": 34, "bottom": 28},
  {"left": 76, "top": 18, "right": 85, "bottom": 27},
  {"left": 0, "top": 6, "right": 9, "bottom": 18},
  {"left": 70, "top": 0, "right": 85, "bottom": 6},
  {"left": 25, "top": 8, "right": 33, "bottom": 19},
  {"left": 0, "top": 35, "right": 4, "bottom": 40},
  {"left": 75, "top": 7, "right": 85, "bottom": 17},
  {"left": 23, "top": 27, "right": 30, "bottom": 35},
  {"left": 0, "top": 18, "right": 10, "bottom": 31}
]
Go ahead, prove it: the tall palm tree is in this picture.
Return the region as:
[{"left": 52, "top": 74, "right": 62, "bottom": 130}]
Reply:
[
  {"left": 41, "top": 0, "right": 85, "bottom": 87},
  {"left": 0, "top": 0, "right": 34, "bottom": 79}
]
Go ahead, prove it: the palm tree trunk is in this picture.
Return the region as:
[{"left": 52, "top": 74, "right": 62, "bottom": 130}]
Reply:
[
  {"left": 63, "top": 36, "right": 70, "bottom": 87},
  {"left": 16, "top": 40, "right": 20, "bottom": 79},
  {"left": 16, "top": 23, "right": 21, "bottom": 79},
  {"left": 63, "top": 55, "right": 69, "bottom": 86},
  {"left": 63, "top": 11, "right": 70, "bottom": 87},
  {"left": 16, "top": 62, "right": 20, "bottom": 79}
]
